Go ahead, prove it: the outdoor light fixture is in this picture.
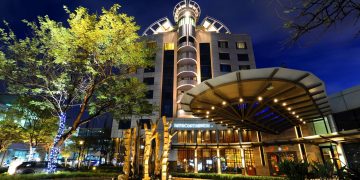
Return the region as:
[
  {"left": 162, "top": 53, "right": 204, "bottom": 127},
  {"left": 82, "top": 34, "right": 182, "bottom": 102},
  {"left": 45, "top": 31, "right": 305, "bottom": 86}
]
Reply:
[
  {"left": 206, "top": 111, "right": 210, "bottom": 114},
  {"left": 258, "top": 96, "right": 263, "bottom": 101},
  {"left": 303, "top": 121, "right": 306, "bottom": 124},
  {"left": 287, "top": 107, "right": 292, "bottom": 111},
  {"left": 300, "top": 118, "right": 303, "bottom": 121},
  {"left": 274, "top": 99, "right": 278, "bottom": 103},
  {"left": 211, "top": 118, "right": 214, "bottom": 121},
  {"left": 222, "top": 101, "right": 227, "bottom": 105},
  {"left": 239, "top": 98, "right": 244, "bottom": 102},
  {"left": 292, "top": 111, "right": 296, "bottom": 115},
  {"left": 282, "top": 102, "right": 287, "bottom": 106},
  {"left": 211, "top": 106, "right": 215, "bottom": 110},
  {"left": 205, "top": 115, "right": 209, "bottom": 118},
  {"left": 220, "top": 121, "right": 223, "bottom": 124},
  {"left": 296, "top": 115, "right": 299, "bottom": 118}
]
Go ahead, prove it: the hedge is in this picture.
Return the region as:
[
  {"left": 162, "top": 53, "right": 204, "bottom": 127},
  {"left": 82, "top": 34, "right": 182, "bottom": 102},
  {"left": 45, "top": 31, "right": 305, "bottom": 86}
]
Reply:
[{"left": 170, "top": 172, "right": 284, "bottom": 180}]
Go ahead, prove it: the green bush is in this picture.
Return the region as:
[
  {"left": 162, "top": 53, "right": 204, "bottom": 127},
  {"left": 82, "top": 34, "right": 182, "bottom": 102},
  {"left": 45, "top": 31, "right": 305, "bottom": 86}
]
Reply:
[
  {"left": 278, "top": 160, "right": 309, "bottom": 180},
  {"left": 309, "top": 161, "right": 334, "bottom": 179},
  {"left": 170, "top": 172, "right": 284, "bottom": 180},
  {"left": 0, "top": 172, "right": 118, "bottom": 180}
]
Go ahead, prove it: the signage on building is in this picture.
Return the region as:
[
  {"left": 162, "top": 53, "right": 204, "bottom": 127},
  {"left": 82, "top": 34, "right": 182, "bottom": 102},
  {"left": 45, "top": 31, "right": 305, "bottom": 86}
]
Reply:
[{"left": 173, "top": 123, "right": 213, "bottom": 129}]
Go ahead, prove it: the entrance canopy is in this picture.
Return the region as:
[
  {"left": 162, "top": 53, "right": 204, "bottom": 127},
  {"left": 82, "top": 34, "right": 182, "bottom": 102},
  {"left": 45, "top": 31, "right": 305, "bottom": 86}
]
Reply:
[{"left": 180, "top": 68, "right": 331, "bottom": 134}]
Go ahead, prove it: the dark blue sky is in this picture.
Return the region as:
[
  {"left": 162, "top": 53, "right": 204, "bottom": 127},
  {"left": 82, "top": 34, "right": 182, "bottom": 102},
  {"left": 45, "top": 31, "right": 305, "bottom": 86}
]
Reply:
[{"left": 1, "top": 0, "right": 359, "bottom": 96}]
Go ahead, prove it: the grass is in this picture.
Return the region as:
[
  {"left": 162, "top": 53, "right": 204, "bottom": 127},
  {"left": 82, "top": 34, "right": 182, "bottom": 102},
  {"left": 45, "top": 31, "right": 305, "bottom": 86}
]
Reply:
[
  {"left": 170, "top": 172, "right": 285, "bottom": 180},
  {"left": 0, "top": 171, "right": 119, "bottom": 180}
]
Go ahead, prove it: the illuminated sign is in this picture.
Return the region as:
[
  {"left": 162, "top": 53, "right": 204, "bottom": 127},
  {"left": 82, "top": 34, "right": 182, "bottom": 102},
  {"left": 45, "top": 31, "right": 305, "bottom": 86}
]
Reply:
[{"left": 173, "top": 123, "right": 213, "bottom": 129}]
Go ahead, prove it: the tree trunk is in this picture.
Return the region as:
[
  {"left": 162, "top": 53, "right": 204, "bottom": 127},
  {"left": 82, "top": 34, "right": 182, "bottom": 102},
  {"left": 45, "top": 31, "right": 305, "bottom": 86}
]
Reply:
[
  {"left": 0, "top": 150, "right": 8, "bottom": 166},
  {"left": 28, "top": 142, "right": 33, "bottom": 161},
  {"left": 47, "top": 113, "right": 66, "bottom": 173}
]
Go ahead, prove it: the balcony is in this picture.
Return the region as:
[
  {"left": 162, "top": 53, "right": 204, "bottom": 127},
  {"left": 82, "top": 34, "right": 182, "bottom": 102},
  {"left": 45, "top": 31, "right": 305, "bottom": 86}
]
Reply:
[
  {"left": 178, "top": 42, "right": 196, "bottom": 52},
  {"left": 177, "top": 65, "right": 197, "bottom": 76},
  {"left": 177, "top": 79, "right": 197, "bottom": 91},
  {"left": 177, "top": 52, "right": 197, "bottom": 65}
]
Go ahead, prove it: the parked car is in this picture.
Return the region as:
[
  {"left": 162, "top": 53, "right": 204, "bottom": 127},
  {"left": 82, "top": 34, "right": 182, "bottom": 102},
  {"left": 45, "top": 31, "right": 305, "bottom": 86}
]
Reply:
[{"left": 15, "top": 161, "right": 69, "bottom": 174}]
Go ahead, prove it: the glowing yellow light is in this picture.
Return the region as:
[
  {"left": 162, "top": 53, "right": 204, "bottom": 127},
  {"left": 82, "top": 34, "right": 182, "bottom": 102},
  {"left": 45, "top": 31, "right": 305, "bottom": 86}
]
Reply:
[
  {"left": 220, "top": 121, "right": 223, "bottom": 124},
  {"left": 303, "top": 121, "right": 306, "bottom": 124},
  {"left": 92, "top": 166, "right": 96, "bottom": 171},
  {"left": 296, "top": 115, "right": 299, "bottom": 118},
  {"left": 222, "top": 101, "right": 227, "bottom": 105},
  {"left": 211, "top": 106, "right": 215, "bottom": 110},
  {"left": 274, "top": 99, "right": 278, "bottom": 103},
  {"left": 300, "top": 118, "right": 303, "bottom": 122},
  {"left": 287, "top": 107, "right": 292, "bottom": 111},
  {"left": 211, "top": 118, "right": 214, "bottom": 121},
  {"left": 205, "top": 115, "right": 209, "bottom": 118},
  {"left": 233, "top": 126, "right": 236, "bottom": 128},
  {"left": 282, "top": 102, "right": 287, "bottom": 106},
  {"left": 79, "top": 140, "right": 84, "bottom": 145},
  {"left": 292, "top": 111, "right": 296, "bottom": 115},
  {"left": 239, "top": 98, "right": 243, "bottom": 102},
  {"left": 206, "top": 111, "right": 210, "bottom": 115},
  {"left": 226, "top": 124, "right": 228, "bottom": 126},
  {"left": 258, "top": 96, "right": 263, "bottom": 101}
]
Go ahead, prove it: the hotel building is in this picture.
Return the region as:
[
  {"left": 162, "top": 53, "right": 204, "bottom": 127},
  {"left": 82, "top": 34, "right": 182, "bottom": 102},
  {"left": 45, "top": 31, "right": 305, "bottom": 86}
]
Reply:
[{"left": 111, "top": 0, "right": 359, "bottom": 176}]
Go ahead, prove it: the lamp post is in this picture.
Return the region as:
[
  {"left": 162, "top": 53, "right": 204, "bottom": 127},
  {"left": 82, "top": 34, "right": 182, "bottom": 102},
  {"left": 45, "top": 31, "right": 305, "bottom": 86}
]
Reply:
[{"left": 77, "top": 140, "right": 84, "bottom": 169}]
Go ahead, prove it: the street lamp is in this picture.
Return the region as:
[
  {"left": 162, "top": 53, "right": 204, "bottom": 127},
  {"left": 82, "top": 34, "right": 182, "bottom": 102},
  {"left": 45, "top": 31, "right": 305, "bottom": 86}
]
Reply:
[{"left": 77, "top": 140, "right": 84, "bottom": 168}]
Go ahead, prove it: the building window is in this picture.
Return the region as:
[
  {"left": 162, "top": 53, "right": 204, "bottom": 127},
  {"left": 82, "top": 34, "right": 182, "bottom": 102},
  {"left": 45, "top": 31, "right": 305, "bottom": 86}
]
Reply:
[
  {"left": 236, "top": 42, "right": 247, "bottom": 49},
  {"left": 147, "top": 41, "right": 157, "bottom": 48},
  {"left": 118, "top": 119, "right": 131, "bottom": 129},
  {"left": 239, "top": 65, "right": 250, "bottom": 70},
  {"left": 140, "top": 119, "right": 151, "bottom": 129},
  {"left": 144, "top": 67, "right": 155, "bottom": 73},
  {"left": 218, "top": 41, "right": 229, "bottom": 48},
  {"left": 145, "top": 90, "right": 153, "bottom": 99},
  {"left": 237, "top": 54, "right": 249, "bottom": 61},
  {"left": 220, "top": 64, "right": 232, "bottom": 72},
  {"left": 164, "top": 43, "right": 175, "bottom": 50},
  {"left": 143, "top": 77, "right": 154, "bottom": 85},
  {"left": 219, "top": 53, "right": 230, "bottom": 60}
]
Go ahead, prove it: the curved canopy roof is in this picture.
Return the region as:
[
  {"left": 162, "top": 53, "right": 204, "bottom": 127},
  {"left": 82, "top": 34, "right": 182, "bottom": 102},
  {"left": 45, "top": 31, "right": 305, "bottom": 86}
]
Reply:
[{"left": 180, "top": 68, "right": 331, "bottom": 134}]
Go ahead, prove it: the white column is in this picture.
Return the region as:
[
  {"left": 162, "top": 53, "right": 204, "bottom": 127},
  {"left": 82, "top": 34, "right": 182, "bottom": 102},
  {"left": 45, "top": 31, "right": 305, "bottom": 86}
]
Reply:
[
  {"left": 336, "top": 143, "right": 348, "bottom": 168},
  {"left": 194, "top": 149, "right": 198, "bottom": 173},
  {"left": 216, "top": 148, "right": 221, "bottom": 174},
  {"left": 241, "top": 148, "right": 247, "bottom": 176}
]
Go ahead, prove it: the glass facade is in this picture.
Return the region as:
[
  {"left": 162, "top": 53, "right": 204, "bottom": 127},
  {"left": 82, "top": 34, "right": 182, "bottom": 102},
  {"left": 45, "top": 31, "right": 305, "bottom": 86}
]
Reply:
[
  {"left": 161, "top": 48, "right": 174, "bottom": 117},
  {"left": 200, "top": 43, "right": 212, "bottom": 81}
]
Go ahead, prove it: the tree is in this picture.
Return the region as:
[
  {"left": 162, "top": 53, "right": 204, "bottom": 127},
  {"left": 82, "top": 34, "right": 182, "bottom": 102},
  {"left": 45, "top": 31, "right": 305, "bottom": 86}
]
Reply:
[
  {"left": 0, "top": 119, "right": 21, "bottom": 161},
  {"left": 3, "top": 98, "right": 58, "bottom": 161},
  {"left": 276, "top": 0, "right": 360, "bottom": 44},
  {"left": 0, "top": 4, "right": 153, "bottom": 172}
]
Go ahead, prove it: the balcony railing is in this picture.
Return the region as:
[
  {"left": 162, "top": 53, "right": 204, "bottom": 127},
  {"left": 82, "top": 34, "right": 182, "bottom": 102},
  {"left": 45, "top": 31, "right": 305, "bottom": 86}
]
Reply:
[
  {"left": 178, "top": 65, "right": 197, "bottom": 75},
  {"left": 178, "top": 42, "right": 196, "bottom": 51},
  {"left": 178, "top": 52, "right": 196, "bottom": 60},
  {"left": 177, "top": 79, "right": 197, "bottom": 88}
]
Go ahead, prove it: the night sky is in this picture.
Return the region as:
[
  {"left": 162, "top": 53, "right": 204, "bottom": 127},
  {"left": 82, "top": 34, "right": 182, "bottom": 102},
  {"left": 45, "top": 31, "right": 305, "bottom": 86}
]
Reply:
[{"left": 1, "top": 0, "right": 359, "bottom": 104}]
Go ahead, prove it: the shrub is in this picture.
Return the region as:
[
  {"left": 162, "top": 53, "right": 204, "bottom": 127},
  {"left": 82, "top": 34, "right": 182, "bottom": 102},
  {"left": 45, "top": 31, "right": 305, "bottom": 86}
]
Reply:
[
  {"left": 309, "top": 161, "right": 334, "bottom": 179},
  {"left": 170, "top": 172, "right": 284, "bottom": 180},
  {"left": 278, "top": 160, "right": 309, "bottom": 180}
]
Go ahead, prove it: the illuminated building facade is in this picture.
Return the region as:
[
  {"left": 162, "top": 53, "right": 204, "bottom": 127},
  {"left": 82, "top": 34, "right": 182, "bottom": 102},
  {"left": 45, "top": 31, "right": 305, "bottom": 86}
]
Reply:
[{"left": 110, "top": 0, "right": 358, "bottom": 176}]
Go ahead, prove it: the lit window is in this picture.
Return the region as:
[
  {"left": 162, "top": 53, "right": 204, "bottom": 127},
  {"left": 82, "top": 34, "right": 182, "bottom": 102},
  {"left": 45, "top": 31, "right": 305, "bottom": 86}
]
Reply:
[
  {"left": 164, "top": 43, "right": 174, "bottom": 50},
  {"left": 147, "top": 41, "right": 157, "bottom": 48},
  {"left": 178, "top": 17, "right": 195, "bottom": 26},
  {"left": 236, "top": 42, "right": 247, "bottom": 49}
]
